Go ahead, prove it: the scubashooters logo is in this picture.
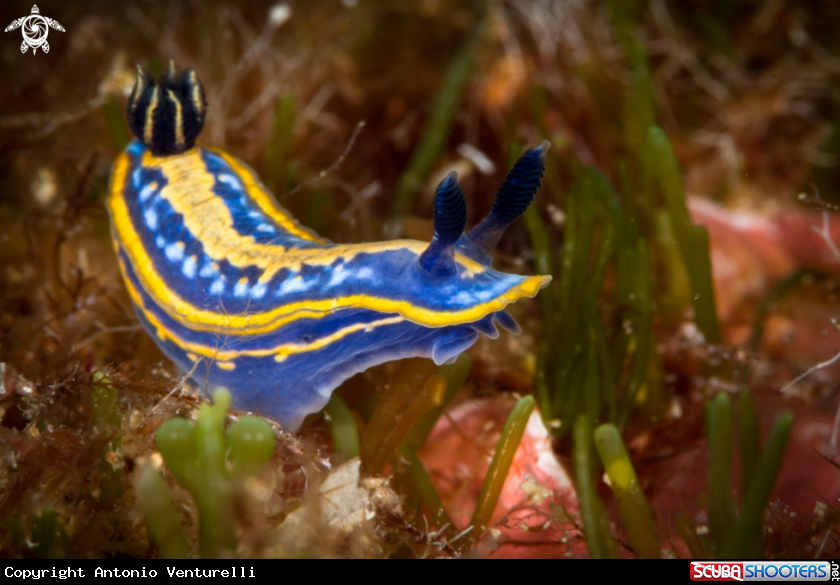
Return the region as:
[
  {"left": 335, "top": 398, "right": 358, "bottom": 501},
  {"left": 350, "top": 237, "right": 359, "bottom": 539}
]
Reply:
[
  {"left": 690, "top": 561, "right": 836, "bottom": 581},
  {"left": 4, "top": 5, "right": 65, "bottom": 55}
]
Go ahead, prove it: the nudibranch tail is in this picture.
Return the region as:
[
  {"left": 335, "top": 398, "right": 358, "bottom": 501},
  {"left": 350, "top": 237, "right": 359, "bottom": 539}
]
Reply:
[
  {"left": 127, "top": 60, "right": 207, "bottom": 156},
  {"left": 463, "top": 140, "right": 551, "bottom": 265},
  {"left": 419, "top": 170, "right": 467, "bottom": 276}
]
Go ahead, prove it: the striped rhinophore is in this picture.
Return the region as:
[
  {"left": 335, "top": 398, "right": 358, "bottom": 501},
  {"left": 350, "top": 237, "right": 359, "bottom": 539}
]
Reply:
[{"left": 107, "top": 63, "right": 551, "bottom": 430}]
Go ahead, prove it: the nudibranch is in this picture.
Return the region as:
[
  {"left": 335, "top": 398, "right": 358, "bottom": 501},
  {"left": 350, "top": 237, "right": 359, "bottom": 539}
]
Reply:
[{"left": 107, "top": 63, "right": 551, "bottom": 430}]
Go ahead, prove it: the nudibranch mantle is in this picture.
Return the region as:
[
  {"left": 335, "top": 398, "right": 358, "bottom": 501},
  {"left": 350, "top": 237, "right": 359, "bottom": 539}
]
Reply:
[{"left": 107, "top": 63, "right": 551, "bottom": 430}]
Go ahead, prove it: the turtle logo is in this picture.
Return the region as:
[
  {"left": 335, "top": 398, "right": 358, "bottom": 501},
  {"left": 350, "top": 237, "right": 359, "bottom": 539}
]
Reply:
[{"left": 5, "top": 5, "right": 65, "bottom": 55}]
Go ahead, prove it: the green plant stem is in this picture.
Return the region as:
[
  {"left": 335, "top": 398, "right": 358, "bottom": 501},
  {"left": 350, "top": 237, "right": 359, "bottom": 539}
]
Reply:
[
  {"left": 468, "top": 396, "right": 535, "bottom": 541},
  {"left": 721, "top": 412, "right": 793, "bottom": 559},
  {"left": 400, "top": 444, "right": 454, "bottom": 531},
  {"left": 687, "top": 225, "right": 722, "bottom": 343},
  {"left": 35, "top": 509, "right": 71, "bottom": 559},
  {"left": 406, "top": 354, "right": 471, "bottom": 449},
  {"left": 226, "top": 416, "right": 276, "bottom": 478},
  {"left": 647, "top": 127, "right": 691, "bottom": 259},
  {"left": 193, "top": 389, "right": 236, "bottom": 559},
  {"left": 91, "top": 372, "right": 124, "bottom": 502},
  {"left": 558, "top": 181, "right": 580, "bottom": 318},
  {"left": 584, "top": 323, "right": 601, "bottom": 427},
  {"left": 675, "top": 513, "right": 712, "bottom": 559},
  {"left": 523, "top": 204, "right": 555, "bottom": 310},
  {"left": 535, "top": 340, "right": 553, "bottom": 424},
  {"left": 135, "top": 464, "right": 191, "bottom": 559},
  {"left": 737, "top": 390, "right": 760, "bottom": 496},
  {"left": 706, "top": 393, "right": 735, "bottom": 553},
  {"left": 735, "top": 389, "right": 763, "bottom": 559},
  {"left": 151, "top": 389, "right": 276, "bottom": 559},
  {"left": 618, "top": 238, "right": 653, "bottom": 429},
  {"left": 574, "top": 414, "right": 618, "bottom": 558},
  {"left": 594, "top": 423, "right": 660, "bottom": 558},
  {"left": 155, "top": 389, "right": 236, "bottom": 558},
  {"left": 361, "top": 359, "right": 445, "bottom": 474},
  {"left": 324, "top": 394, "right": 360, "bottom": 461}
]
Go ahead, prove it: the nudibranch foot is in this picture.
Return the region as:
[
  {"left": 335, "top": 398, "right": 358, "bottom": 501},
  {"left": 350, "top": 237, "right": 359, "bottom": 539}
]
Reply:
[{"left": 108, "top": 63, "right": 551, "bottom": 430}]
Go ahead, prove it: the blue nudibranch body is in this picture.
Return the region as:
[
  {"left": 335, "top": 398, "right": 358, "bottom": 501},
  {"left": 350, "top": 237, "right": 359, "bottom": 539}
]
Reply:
[{"left": 107, "top": 63, "right": 551, "bottom": 430}]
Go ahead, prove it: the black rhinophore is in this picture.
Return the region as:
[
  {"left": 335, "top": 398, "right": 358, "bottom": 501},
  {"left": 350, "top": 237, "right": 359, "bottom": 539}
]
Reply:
[
  {"left": 466, "top": 140, "right": 550, "bottom": 257},
  {"left": 419, "top": 171, "right": 467, "bottom": 276},
  {"left": 431, "top": 171, "right": 467, "bottom": 246},
  {"left": 490, "top": 140, "right": 550, "bottom": 223},
  {"left": 127, "top": 60, "right": 207, "bottom": 156}
]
